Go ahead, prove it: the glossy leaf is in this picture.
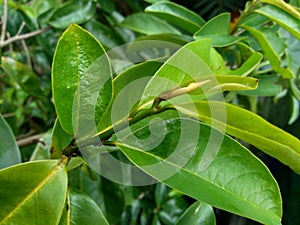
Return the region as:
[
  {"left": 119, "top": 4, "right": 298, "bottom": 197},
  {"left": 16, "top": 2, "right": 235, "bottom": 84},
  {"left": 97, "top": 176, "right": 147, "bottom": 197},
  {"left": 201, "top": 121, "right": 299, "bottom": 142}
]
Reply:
[
  {"left": 176, "top": 201, "right": 216, "bottom": 225},
  {"left": 255, "top": 5, "right": 300, "bottom": 40},
  {"left": 120, "top": 13, "right": 181, "bottom": 35},
  {"left": 0, "top": 160, "right": 68, "bottom": 225},
  {"left": 241, "top": 25, "right": 294, "bottom": 78},
  {"left": 115, "top": 111, "right": 282, "bottom": 225},
  {"left": 48, "top": 0, "right": 96, "bottom": 29},
  {"left": 0, "top": 114, "right": 21, "bottom": 169},
  {"left": 52, "top": 24, "right": 112, "bottom": 136},
  {"left": 1, "top": 57, "right": 45, "bottom": 98},
  {"left": 58, "top": 189, "right": 109, "bottom": 225},
  {"left": 145, "top": 2, "right": 205, "bottom": 33},
  {"left": 176, "top": 101, "right": 300, "bottom": 174}
]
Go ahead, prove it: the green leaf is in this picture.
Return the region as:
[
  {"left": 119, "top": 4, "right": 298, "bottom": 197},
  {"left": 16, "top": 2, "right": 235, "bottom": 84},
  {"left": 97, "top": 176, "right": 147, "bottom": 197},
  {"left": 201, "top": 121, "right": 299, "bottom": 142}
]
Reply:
[
  {"left": 176, "top": 101, "right": 300, "bottom": 174},
  {"left": 141, "top": 39, "right": 213, "bottom": 104},
  {"left": 1, "top": 57, "right": 45, "bottom": 98},
  {"left": 145, "top": 2, "right": 205, "bottom": 34},
  {"left": 115, "top": 111, "right": 282, "bottom": 225},
  {"left": 52, "top": 24, "right": 112, "bottom": 136},
  {"left": 176, "top": 201, "right": 216, "bottom": 225},
  {"left": 230, "top": 52, "right": 263, "bottom": 76},
  {"left": 120, "top": 13, "right": 181, "bottom": 35},
  {"left": 83, "top": 19, "right": 124, "bottom": 49},
  {"left": 50, "top": 119, "right": 73, "bottom": 159},
  {"left": 0, "top": 160, "right": 68, "bottom": 225},
  {"left": 194, "top": 34, "right": 247, "bottom": 47},
  {"left": 237, "top": 75, "right": 282, "bottom": 96},
  {"left": 0, "top": 114, "right": 21, "bottom": 169},
  {"left": 30, "top": 131, "right": 52, "bottom": 161},
  {"left": 135, "top": 34, "right": 191, "bottom": 46},
  {"left": 48, "top": 0, "right": 96, "bottom": 29},
  {"left": 58, "top": 189, "right": 109, "bottom": 225},
  {"left": 96, "top": 61, "right": 162, "bottom": 136},
  {"left": 255, "top": 5, "right": 300, "bottom": 40},
  {"left": 261, "top": 0, "right": 300, "bottom": 21},
  {"left": 194, "top": 13, "right": 230, "bottom": 36},
  {"left": 242, "top": 25, "right": 294, "bottom": 78},
  {"left": 98, "top": 0, "right": 115, "bottom": 14},
  {"left": 165, "top": 75, "right": 258, "bottom": 102}
]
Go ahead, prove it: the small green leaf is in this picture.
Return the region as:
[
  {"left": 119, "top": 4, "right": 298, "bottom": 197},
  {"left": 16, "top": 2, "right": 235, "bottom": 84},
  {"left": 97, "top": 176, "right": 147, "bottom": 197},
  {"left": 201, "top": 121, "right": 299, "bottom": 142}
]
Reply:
[
  {"left": 194, "top": 34, "right": 247, "bottom": 47},
  {"left": 145, "top": 2, "right": 205, "bottom": 33},
  {"left": 115, "top": 111, "right": 282, "bottom": 225},
  {"left": 242, "top": 25, "right": 294, "bottom": 78},
  {"left": 194, "top": 13, "right": 230, "bottom": 36},
  {"left": 63, "top": 189, "right": 109, "bottom": 225},
  {"left": 176, "top": 201, "right": 216, "bottom": 225},
  {"left": 0, "top": 114, "right": 21, "bottom": 169},
  {"left": 0, "top": 160, "right": 68, "bottom": 225},
  {"left": 255, "top": 5, "right": 300, "bottom": 40},
  {"left": 52, "top": 24, "right": 112, "bottom": 136},
  {"left": 30, "top": 131, "right": 52, "bottom": 161},
  {"left": 83, "top": 19, "right": 124, "bottom": 49},
  {"left": 50, "top": 119, "right": 73, "bottom": 159},
  {"left": 48, "top": 0, "right": 96, "bottom": 29},
  {"left": 261, "top": 0, "right": 300, "bottom": 21},
  {"left": 135, "top": 34, "right": 191, "bottom": 46},
  {"left": 96, "top": 61, "right": 162, "bottom": 136},
  {"left": 237, "top": 75, "right": 282, "bottom": 96},
  {"left": 230, "top": 52, "right": 263, "bottom": 77},
  {"left": 1, "top": 57, "right": 45, "bottom": 98},
  {"left": 120, "top": 13, "right": 181, "bottom": 35},
  {"left": 141, "top": 39, "right": 213, "bottom": 104},
  {"left": 176, "top": 101, "right": 300, "bottom": 174}
]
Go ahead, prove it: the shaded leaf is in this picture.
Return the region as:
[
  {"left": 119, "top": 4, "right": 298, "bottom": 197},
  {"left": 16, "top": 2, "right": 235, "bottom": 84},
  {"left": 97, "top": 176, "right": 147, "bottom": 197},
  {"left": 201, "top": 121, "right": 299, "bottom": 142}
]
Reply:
[
  {"left": 48, "top": 0, "right": 96, "bottom": 29},
  {"left": 176, "top": 201, "right": 216, "bottom": 225},
  {"left": 0, "top": 160, "right": 68, "bottom": 225},
  {"left": 30, "top": 131, "right": 52, "bottom": 161},
  {"left": 96, "top": 61, "right": 163, "bottom": 136},
  {"left": 255, "top": 5, "right": 300, "bottom": 40},
  {"left": 50, "top": 119, "right": 73, "bottom": 159},
  {"left": 1, "top": 57, "right": 45, "bottom": 98},
  {"left": 237, "top": 75, "right": 282, "bottom": 96},
  {"left": 176, "top": 101, "right": 300, "bottom": 174},
  {"left": 58, "top": 189, "right": 109, "bottom": 225},
  {"left": 83, "top": 19, "right": 124, "bottom": 49},
  {"left": 145, "top": 2, "right": 205, "bottom": 33},
  {"left": 115, "top": 111, "right": 282, "bottom": 225},
  {"left": 242, "top": 25, "right": 294, "bottom": 78},
  {"left": 0, "top": 114, "right": 21, "bottom": 169},
  {"left": 120, "top": 13, "right": 181, "bottom": 35},
  {"left": 230, "top": 52, "right": 263, "bottom": 76}
]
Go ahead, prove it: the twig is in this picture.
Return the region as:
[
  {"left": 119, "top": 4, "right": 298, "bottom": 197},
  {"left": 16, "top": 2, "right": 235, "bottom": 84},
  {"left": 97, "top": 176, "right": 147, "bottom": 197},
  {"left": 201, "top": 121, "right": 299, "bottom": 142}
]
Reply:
[
  {"left": 0, "top": 0, "right": 8, "bottom": 43},
  {"left": 17, "top": 133, "right": 43, "bottom": 147},
  {"left": 21, "top": 39, "right": 32, "bottom": 69},
  {"left": 0, "top": 26, "right": 50, "bottom": 47}
]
